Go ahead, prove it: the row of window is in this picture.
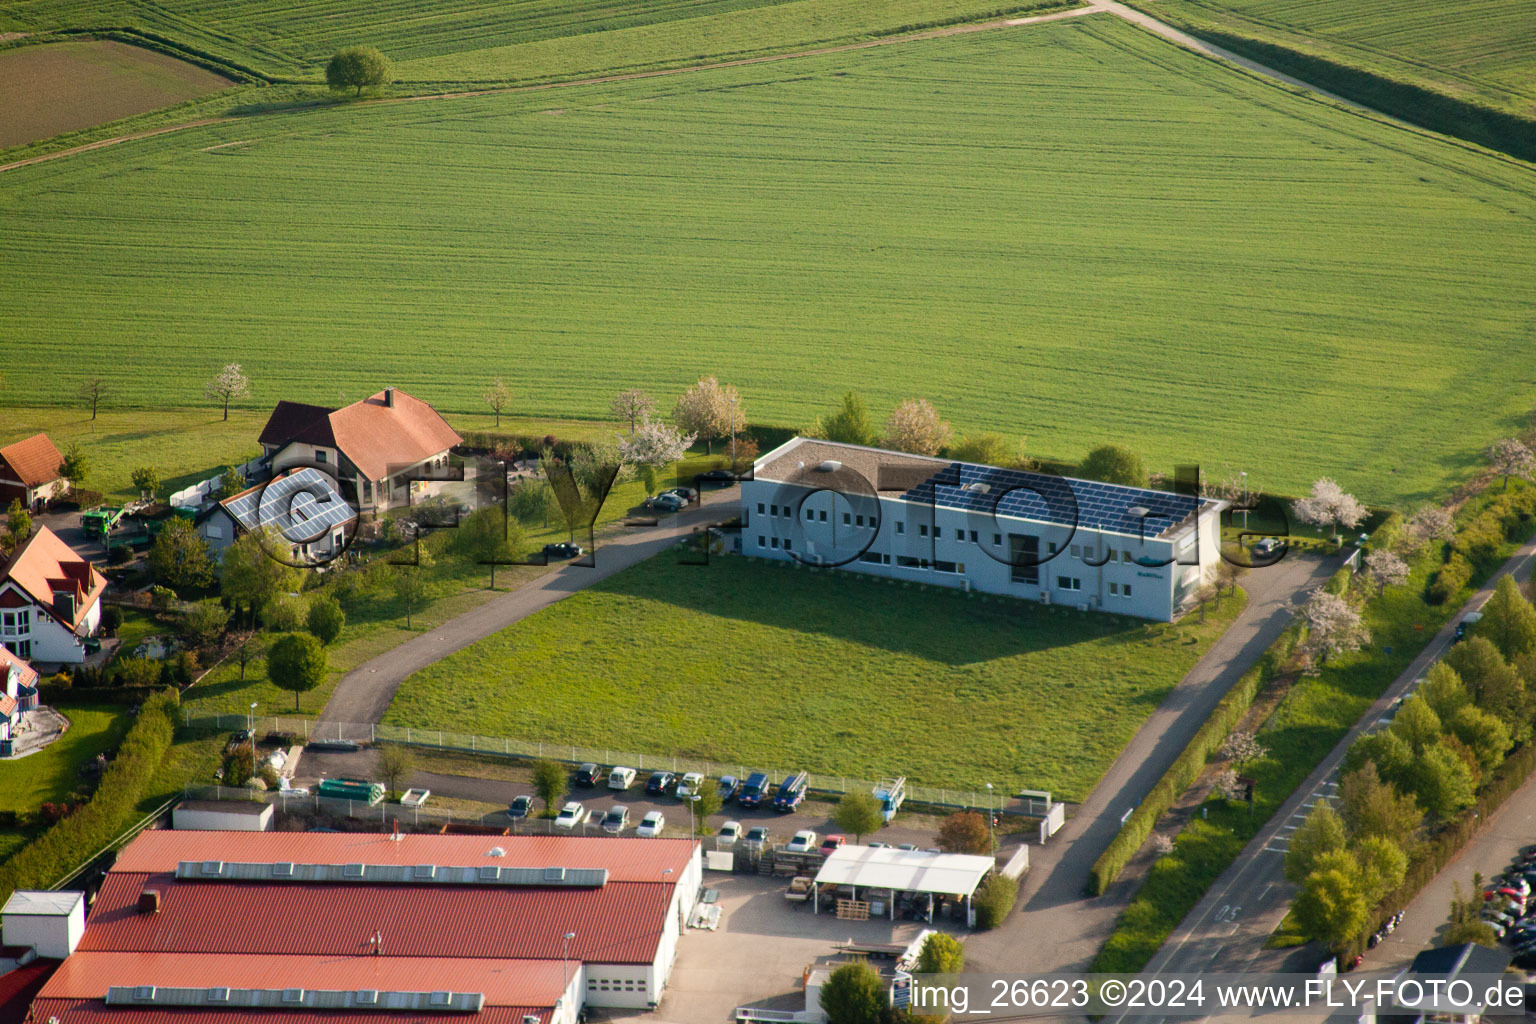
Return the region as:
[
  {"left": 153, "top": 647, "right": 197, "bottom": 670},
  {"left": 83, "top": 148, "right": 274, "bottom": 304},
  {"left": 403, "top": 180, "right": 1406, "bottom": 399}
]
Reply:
[
  {"left": 587, "top": 978, "right": 642, "bottom": 992},
  {"left": 1, "top": 611, "right": 32, "bottom": 637},
  {"left": 757, "top": 540, "right": 1135, "bottom": 597},
  {"left": 2, "top": 640, "right": 32, "bottom": 659}
]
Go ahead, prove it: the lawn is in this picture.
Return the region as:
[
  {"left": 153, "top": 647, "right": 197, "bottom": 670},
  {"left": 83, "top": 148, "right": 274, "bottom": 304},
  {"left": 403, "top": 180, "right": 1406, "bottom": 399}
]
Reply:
[
  {"left": 382, "top": 552, "right": 1245, "bottom": 800},
  {"left": 0, "top": 706, "right": 133, "bottom": 814},
  {"left": 5, "top": 17, "right": 1536, "bottom": 507}
]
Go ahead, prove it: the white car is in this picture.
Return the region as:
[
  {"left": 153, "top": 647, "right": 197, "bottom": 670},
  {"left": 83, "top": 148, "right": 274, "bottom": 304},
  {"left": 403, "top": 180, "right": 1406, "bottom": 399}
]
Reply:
[
  {"left": 608, "top": 767, "right": 637, "bottom": 790},
  {"left": 676, "top": 772, "right": 705, "bottom": 799},
  {"left": 785, "top": 830, "right": 818, "bottom": 854},
  {"left": 716, "top": 821, "right": 742, "bottom": 847},
  {"left": 637, "top": 811, "right": 666, "bottom": 837},
  {"left": 554, "top": 802, "right": 585, "bottom": 830}
]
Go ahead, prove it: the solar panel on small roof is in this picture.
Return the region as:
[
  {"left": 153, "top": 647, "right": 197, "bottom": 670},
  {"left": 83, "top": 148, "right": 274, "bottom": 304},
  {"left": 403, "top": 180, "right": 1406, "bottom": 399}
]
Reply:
[{"left": 224, "top": 468, "right": 356, "bottom": 543}]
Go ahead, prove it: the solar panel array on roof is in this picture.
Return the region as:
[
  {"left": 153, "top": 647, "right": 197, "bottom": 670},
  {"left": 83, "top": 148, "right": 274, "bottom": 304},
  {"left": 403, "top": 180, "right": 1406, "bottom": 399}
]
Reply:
[
  {"left": 899, "top": 462, "right": 1209, "bottom": 538},
  {"left": 223, "top": 469, "right": 356, "bottom": 543}
]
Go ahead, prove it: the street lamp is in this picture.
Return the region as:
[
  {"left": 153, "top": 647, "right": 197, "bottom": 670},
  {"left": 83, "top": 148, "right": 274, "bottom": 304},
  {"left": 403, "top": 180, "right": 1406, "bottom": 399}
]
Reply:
[
  {"left": 985, "top": 783, "right": 995, "bottom": 854},
  {"left": 1240, "top": 471, "right": 1249, "bottom": 531},
  {"left": 688, "top": 794, "right": 700, "bottom": 837},
  {"left": 561, "top": 931, "right": 576, "bottom": 1008},
  {"left": 728, "top": 395, "right": 739, "bottom": 471},
  {"left": 248, "top": 702, "right": 258, "bottom": 782}
]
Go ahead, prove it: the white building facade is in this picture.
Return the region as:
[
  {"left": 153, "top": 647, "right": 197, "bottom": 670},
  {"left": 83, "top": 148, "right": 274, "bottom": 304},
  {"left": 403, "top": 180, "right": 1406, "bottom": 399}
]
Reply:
[{"left": 740, "top": 438, "right": 1226, "bottom": 622}]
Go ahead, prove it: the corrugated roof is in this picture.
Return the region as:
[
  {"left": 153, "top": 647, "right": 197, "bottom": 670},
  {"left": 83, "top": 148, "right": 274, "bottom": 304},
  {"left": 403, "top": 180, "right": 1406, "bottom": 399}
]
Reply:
[
  {"left": 29, "top": 998, "right": 551, "bottom": 1024},
  {"left": 40, "top": 952, "right": 573, "bottom": 1007},
  {"left": 113, "top": 831, "right": 694, "bottom": 883},
  {"left": 813, "top": 845, "right": 994, "bottom": 897},
  {"left": 0, "top": 527, "right": 106, "bottom": 632},
  {"left": 0, "top": 433, "right": 63, "bottom": 488},
  {"left": 0, "top": 960, "right": 57, "bottom": 1024},
  {"left": 84, "top": 873, "right": 672, "bottom": 964}
]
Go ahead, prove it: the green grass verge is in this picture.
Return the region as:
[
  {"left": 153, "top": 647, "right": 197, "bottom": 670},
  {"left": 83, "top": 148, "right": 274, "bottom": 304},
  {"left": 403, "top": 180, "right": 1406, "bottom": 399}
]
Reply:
[
  {"left": 0, "top": 705, "right": 132, "bottom": 813},
  {"left": 383, "top": 552, "right": 1245, "bottom": 800},
  {"left": 5, "top": 19, "right": 1536, "bottom": 507}
]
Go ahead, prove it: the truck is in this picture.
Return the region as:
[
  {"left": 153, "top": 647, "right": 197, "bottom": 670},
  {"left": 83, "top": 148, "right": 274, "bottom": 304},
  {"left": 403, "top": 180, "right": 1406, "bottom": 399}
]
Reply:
[
  {"left": 873, "top": 777, "right": 906, "bottom": 823},
  {"left": 80, "top": 506, "right": 125, "bottom": 541},
  {"left": 737, "top": 771, "right": 772, "bottom": 809},
  {"left": 772, "top": 771, "right": 808, "bottom": 813},
  {"left": 317, "top": 778, "right": 386, "bottom": 805}
]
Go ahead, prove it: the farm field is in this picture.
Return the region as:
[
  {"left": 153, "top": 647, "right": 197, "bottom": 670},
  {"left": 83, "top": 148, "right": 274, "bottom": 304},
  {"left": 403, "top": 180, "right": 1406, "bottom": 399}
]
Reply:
[
  {"left": 0, "top": 0, "right": 1072, "bottom": 83},
  {"left": 0, "top": 40, "right": 231, "bottom": 148},
  {"left": 5, "top": 18, "right": 1536, "bottom": 507},
  {"left": 1132, "top": 0, "right": 1536, "bottom": 116},
  {"left": 383, "top": 553, "right": 1245, "bottom": 801}
]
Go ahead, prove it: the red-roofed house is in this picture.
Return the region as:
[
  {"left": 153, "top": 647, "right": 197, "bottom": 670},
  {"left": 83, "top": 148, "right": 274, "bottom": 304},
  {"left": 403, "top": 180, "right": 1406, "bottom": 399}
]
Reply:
[
  {"left": 0, "top": 434, "right": 65, "bottom": 511},
  {"left": 258, "top": 388, "right": 461, "bottom": 514},
  {"left": 0, "top": 526, "right": 105, "bottom": 664},
  {"left": 0, "top": 646, "right": 40, "bottom": 753}
]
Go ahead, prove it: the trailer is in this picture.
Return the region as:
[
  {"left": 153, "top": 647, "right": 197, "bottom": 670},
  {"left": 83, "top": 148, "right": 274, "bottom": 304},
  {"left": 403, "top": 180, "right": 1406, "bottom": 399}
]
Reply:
[
  {"left": 317, "top": 778, "right": 385, "bottom": 805},
  {"left": 873, "top": 777, "right": 906, "bottom": 823}
]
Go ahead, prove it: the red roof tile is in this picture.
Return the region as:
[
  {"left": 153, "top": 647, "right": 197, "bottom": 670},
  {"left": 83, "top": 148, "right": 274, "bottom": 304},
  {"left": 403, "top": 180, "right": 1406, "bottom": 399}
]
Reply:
[
  {"left": 0, "top": 434, "right": 63, "bottom": 488},
  {"left": 0, "top": 646, "right": 39, "bottom": 691},
  {"left": 0, "top": 527, "right": 105, "bottom": 632},
  {"left": 29, "top": 998, "right": 551, "bottom": 1024},
  {"left": 257, "top": 390, "right": 461, "bottom": 482}
]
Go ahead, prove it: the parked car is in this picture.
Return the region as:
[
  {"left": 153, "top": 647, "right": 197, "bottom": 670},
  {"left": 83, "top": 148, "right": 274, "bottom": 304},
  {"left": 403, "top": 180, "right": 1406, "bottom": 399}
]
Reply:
[
  {"left": 574, "top": 763, "right": 606, "bottom": 787},
  {"left": 637, "top": 811, "right": 666, "bottom": 837},
  {"left": 717, "top": 776, "right": 740, "bottom": 802},
  {"left": 645, "top": 771, "right": 677, "bottom": 796},
  {"left": 868, "top": 841, "right": 889, "bottom": 849},
  {"left": 737, "top": 772, "right": 772, "bottom": 809},
  {"left": 507, "top": 795, "right": 532, "bottom": 819},
  {"left": 772, "top": 771, "right": 808, "bottom": 813},
  {"left": 644, "top": 494, "right": 684, "bottom": 512},
  {"left": 602, "top": 807, "right": 629, "bottom": 833},
  {"left": 676, "top": 772, "right": 705, "bottom": 799},
  {"left": 717, "top": 821, "right": 742, "bottom": 847},
  {"left": 819, "top": 835, "right": 846, "bottom": 856},
  {"left": 743, "top": 826, "right": 770, "bottom": 849},
  {"left": 1252, "top": 537, "right": 1283, "bottom": 558},
  {"left": 896, "top": 843, "right": 919, "bottom": 852},
  {"left": 609, "top": 767, "right": 637, "bottom": 790},
  {"left": 785, "top": 830, "right": 818, "bottom": 854},
  {"left": 554, "top": 802, "right": 585, "bottom": 829},
  {"left": 542, "top": 542, "right": 583, "bottom": 560},
  {"left": 696, "top": 469, "right": 737, "bottom": 486},
  {"left": 1456, "top": 612, "right": 1483, "bottom": 642},
  {"left": 662, "top": 486, "right": 697, "bottom": 503}
]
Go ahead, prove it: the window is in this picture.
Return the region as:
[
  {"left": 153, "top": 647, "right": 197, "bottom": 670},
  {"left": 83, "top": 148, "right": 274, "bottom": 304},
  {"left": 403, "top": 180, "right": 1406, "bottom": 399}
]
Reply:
[
  {"left": 969, "top": 530, "right": 978, "bottom": 542},
  {"left": 993, "top": 533, "right": 1002, "bottom": 545},
  {"left": 3, "top": 640, "right": 30, "bottom": 659},
  {"left": 858, "top": 551, "right": 884, "bottom": 564},
  {"left": 771, "top": 537, "right": 779, "bottom": 548},
  {"left": 896, "top": 522, "right": 905, "bottom": 535},
  {"left": 1070, "top": 544, "right": 1080, "bottom": 557},
  {"left": 855, "top": 515, "right": 864, "bottom": 527},
  {"left": 1057, "top": 576, "right": 1081, "bottom": 591},
  {"left": 758, "top": 503, "right": 765, "bottom": 515},
  {"left": 1121, "top": 550, "right": 1133, "bottom": 563},
  {"left": 919, "top": 524, "right": 929, "bottom": 537},
  {"left": 1047, "top": 542, "right": 1058, "bottom": 554},
  {"left": 897, "top": 556, "right": 925, "bottom": 569},
  {"left": 1109, "top": 582, "right": 1120, "bottom": 596},
  {"left": 316, "top": 450, "right": 327, "bottom": 464},
  {"left": 757, "top": 536, "right": 765, "bottom": 548},
  {"left": 784, "top": 538, "right": 792, "bottom": 550},
  {"left": 934, "top": 560, "right": 958, "bottom": 574},
  {"left": 206, "top": 524, "right": 224, "bottom": 540},
  {"left": 843, "top": 512, "right": 851, "bottom": 525},
  {"left": 819, "top": 510, "right": 827, "bottom": 522},
  {"left": 0, "top": 611, "right": 29, "bottom": 637},
  {"left": 1124, "top": 584, "right": 1133, "bottom": 598},
  {"left": 770, "top": 504, "right": 779, "bottom": 516},
  {"left": 806, "top": 508, "right": 814, "bottom": 520},
  {"left": 782, "top": 506, "right": 791, "bottom": 519}
]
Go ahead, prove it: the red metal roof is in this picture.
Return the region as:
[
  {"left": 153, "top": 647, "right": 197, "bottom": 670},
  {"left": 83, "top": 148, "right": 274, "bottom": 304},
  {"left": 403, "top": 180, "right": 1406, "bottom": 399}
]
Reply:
[
  {"left": 39, "top": 952, "right": 573, "bottom": 1006},
  {"left": 29, "top": 998, "right": 551, "bottom": 1024},
  {"left": 112, "top": 831, "right": 695, "bottom": 884},
  {"left": 0, "top": 960, "right": 57, "bottom": 1024},
  {"left": 85, "top": 873, "right": 673, "bottom": 965}
]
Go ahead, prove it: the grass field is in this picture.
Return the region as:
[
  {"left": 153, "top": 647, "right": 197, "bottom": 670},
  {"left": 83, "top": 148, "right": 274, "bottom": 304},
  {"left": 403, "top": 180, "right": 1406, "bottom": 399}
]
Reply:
[
  {"left": 0, "top": 706, "right": 131, "bottom": 813},
  {"left": 0, "top": 0, "right": 1071, "bottom": 83},
  {"left": 0, "top": 40, "right": 231, "bottom": 148},
  {"left": 6, "top": 17, "right": 1536, "bottom": 507},
  {"left": 1133, "top": 0, "right": 1536, "bottom": 116},
  {"left": 382, "top": 553, "right": 1245, "bottom": 800}
]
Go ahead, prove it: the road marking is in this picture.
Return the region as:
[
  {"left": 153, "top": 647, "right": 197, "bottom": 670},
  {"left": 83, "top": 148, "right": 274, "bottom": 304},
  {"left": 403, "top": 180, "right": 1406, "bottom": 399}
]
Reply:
[{"left": 1260, "top": 882, "right": 1274, "bottom": 900}]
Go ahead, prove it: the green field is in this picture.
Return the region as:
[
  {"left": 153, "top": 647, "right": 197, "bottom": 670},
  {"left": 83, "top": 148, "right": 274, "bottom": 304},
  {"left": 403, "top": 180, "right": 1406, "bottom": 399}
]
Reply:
[
  {"left": 0, "top": 0, "right": 1069, "bottom": 83},
  {"left": 5, "top": 17, "right": 1536, "bottom": 507},
  {"left": 0, "top": 706, "right": 131, "bottom": 813},
  {"left": 383, "top": 553, "right": 1244, "bottom": 800},
  {"left": 1133, "top": 0, "right": 1536, "bottom": 116}
]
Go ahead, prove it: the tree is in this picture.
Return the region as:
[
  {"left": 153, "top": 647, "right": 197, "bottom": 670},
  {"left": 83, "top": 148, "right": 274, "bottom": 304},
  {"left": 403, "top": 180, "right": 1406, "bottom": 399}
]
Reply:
[
  {"left": 1297, "top": 590, "right": 1370, "bottom": 667},
  {"left": 1212, "top": 768, "right": 1247, "bottom": 802},
  {"left": 1387, "top": 695, "right": 1442, "bottom": 753},
  {"left": 1355, "top": 835, "right": 1408, "bottom": 907},
  {"left": 936, "top": 810, "right": 991, "bottom": 854},
  {"left": 973, "top": 873, "right": 1018, "bottom": 929},
  {"left": 1405, "top": 505, "right": 1455, "bottom": 549},
  {"left": 1215, "top": 558, "right": 1247, "bottom": 599},
  {"left": 1419, "top": 661, "right": 1470, "bottom": 721},
  {"left": 148, "top": 517, "right": 214, "bottom": 592},
  {"left": 1488, "top": 437, "right": 1535, "bottom": 489},
  {"left": 181, "top": 599, "right": 231, "bottom": 649},
  {"left": 883, "top": 398, "right": 952, "bottom": 456},
  {"left": 819, "top": 962, "right": 885, "bottom": 1024},
  {"left": 949, "top": 433, "right": 1020, "bottom": 467},
  {"left": 219, "top": 465, "right": 245, "bottom": 498},
  {"left": 1475, "top": 575, "right": 1536, "bottom": 661},
  {"left": 130, "top": 466, "right": 160, "bottom": 501},
  {"left": 5, "top": 499, "right": 32, "bottom": 552},
  {"left": 689, "top": 783, "right": 722, "bottom": 832},
  {"left": 1192, "top": 582, "right": 1219, "bottom": 622},
  {"left": 610, "top": 389, "right": 656, "bottom": 433},
  {"left": 1364, "top": 549, "right": 1409, "bottom": 595},
  {"left": 1338, "top": 761, "right": 1421, "bottom": 842},
  {"left": 305, "top": 594, "right": 346, "bottom": 644},
  {"left": 77, "top": 376, "right": 106, "bottom": 420},
  {"left": 1219, "top": 730, "right": 1267, "bottom": 770},
  {"left": 531, "top": 759, "right": 567, "bottom": 816},
  {"left": 378, "top": 744, "right": 414, "bottom": 801},
  {"left": 1078, "top": 443, "right": 1148, "bottom": 488},
  {"left": 1444, "top": 637, "right": 1527, "bottom": 734},
  {"left": 220, "top": 527, "right": 303, "bottom": 626},
  {"left": 231, "top": 630, "right": 267, "bottom": 681},
  {"left": 393, "top": 566, "right": 429, "bottom": 628},
  {"left": 58, "top": 442, "right": 88, "bottom": 495},
  {"left": 819, "top": 392, "right": 878, "bottom": 447},
  {"left": 618, "top": 418, "right": 695, "bottom": 474},
  {"left": 267, "top": 632, "right": 327, "bottom": 712},
  {"left": 482, "top": 378, "right": 512, "bottom": 426},
  {"left": 453, "top": 506, "right": 523, "bottom": 588},
  {"left": 832, "top": 791, "right": 884, "bottom": 844},
  {"left": 673, "top": 375, "right": 742, "bottom": 454},
  {"left": 325, "top": 45, "right": 392, "bottom": 97},
  {"left": 1292, "top": 478, "right": 1367, "bottom": 542},
  {"left": 1293, "top": 852, "right": 1368, "bottom": 952},
  {"left": 1404, "top": 741, "right": 1476, "bottom": 821},
  {"left": 1447, "top": 704, "right": 1511, "bottom": 772},
  {"left": 1444, "top": 879, "right": 1500, "bottom": 948},
  {"left": 1344, "top": 729, "right": 1414, "bottom": 788},
  {"left": 205, "top": 364, "right": 250, "bottom": 421},
  {"left": 1284, "top": 802, "right": 1346, "bottom": 884},
  {"left": 914, "top": 932, "right": 964, "bottom": 975}
]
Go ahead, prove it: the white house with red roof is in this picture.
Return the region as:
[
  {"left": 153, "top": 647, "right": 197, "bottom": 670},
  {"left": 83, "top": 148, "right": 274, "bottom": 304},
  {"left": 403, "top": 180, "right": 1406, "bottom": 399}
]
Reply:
[
  {"left": 0, "top": 433, "right": 66, "bottom": 511},
  {"left": 0, "top": 526, "right": 105, "bottom": 665},
  {"left": 0, "top": 646, "right": 40, "bottom": 752},
  {"left": 257, "top": 387, "right": 462, "bottom": 514}
]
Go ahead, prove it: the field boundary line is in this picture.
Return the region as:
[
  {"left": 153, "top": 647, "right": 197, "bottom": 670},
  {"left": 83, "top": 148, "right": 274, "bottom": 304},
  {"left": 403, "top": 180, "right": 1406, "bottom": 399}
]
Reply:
[{"left": 0, "top": 117, "right": 233, "bottom": 173}]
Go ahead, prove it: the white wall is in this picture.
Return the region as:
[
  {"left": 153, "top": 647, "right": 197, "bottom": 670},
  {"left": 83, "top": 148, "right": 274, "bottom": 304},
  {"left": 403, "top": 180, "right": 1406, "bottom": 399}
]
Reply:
[
  {"left": 24, "top": 605, "right": 91, "bottom": 664},
  {"left": 2, "top": 897, "right": 84, "bottom": 958},
  {"left": 172, "top": 804, "right": 273, "bottom": 831}
]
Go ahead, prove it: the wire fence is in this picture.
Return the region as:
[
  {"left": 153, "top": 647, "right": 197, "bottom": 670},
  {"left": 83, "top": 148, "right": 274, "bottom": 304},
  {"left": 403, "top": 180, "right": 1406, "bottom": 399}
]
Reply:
[{"left": 184, "top": 713, "right": 1052, "bottom": 815}]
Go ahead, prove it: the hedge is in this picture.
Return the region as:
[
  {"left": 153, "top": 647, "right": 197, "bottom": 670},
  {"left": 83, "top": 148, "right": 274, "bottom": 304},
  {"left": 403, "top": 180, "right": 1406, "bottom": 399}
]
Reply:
[
  {"left": 39, "top": 683, "right": 170, "bottom": 706},
  {"left": 1087, "top": 607, "right": 1291, "bottom": 895},
  {"left": 0, "top": 688, "right": 179, "bottom": 902},
  {"left": 974, "top": 872, "right": 1020, "bottom": 930}
]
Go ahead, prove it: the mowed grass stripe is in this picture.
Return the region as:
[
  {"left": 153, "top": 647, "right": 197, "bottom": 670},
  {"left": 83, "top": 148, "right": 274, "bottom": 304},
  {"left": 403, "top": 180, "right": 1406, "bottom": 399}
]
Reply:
[{"left": 4, "top": 17, "right": 1536, "bottom": 506}]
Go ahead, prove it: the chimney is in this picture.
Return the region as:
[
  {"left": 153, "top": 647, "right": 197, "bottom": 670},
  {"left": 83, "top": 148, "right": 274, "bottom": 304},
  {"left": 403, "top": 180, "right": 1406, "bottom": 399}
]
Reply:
[
  {"left": 383, "top": 387, "right": 395, "bottom": 408},
  {"left": 137, "top": 889, "right": 160, "bottom": 914}
]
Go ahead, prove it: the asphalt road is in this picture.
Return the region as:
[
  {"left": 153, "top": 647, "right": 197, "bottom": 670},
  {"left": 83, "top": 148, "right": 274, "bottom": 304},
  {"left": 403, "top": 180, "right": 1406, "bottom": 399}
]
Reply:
[{"left": 1135, "top": 530, "right": 1536, "bottom": 986}]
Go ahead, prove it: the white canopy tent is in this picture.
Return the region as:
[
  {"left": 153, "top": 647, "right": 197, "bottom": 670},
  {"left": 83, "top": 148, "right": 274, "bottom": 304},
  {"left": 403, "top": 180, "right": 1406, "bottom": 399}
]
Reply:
[{"left": 811, "top": 846, "right": 995, "bottom": 925}]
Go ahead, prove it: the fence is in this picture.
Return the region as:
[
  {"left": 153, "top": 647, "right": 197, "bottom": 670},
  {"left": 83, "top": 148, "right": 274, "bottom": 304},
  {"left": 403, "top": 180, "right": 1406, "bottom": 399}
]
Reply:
[
  {"left": 184, "top": 713, "right": 1048, "bottom": 815},
  {"left": 167, "top": 455, "right": 264, "bottom": 508}
]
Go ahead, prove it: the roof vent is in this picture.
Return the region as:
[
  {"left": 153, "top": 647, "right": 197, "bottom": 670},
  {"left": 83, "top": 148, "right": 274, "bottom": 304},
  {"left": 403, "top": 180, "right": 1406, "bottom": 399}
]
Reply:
[
  {"left": 966, "top": 482, "right": 990, "bottom": 494},
  {"left": 815, "top": 460, "right": 841, "bottom": 472},
  {"left": 282, "top": 989, "right": 305, "bottom": 1004},
  {"left": 477, "top": 865, "right": 500, "bottom": 881},
  {"left": 428, "top": 992, "right": 452, "bottom": 1007},
  {"left": 485, "top": 847, "right": 505, "bottom": 858},
  {"left": 354, "top": 991, "right": 378, "bottom": 1005},
  {"left": 137, "top": 889, "right": 161, "bottom": 914},
  {"left": 524, "top": 1016, "right": 541, "bottom": 1024},
  {"left": 343, "top": 863, "right": 365, "bottom": 878},
  {"left": 200, "top": 861, "right": 223, "bottom": 877},
  {"left": 133, "top": 988, "right": 156, "bottom": 1003},
  {"left": 543, "top": 867, "right": 566, "bottom": 882},
  {"left": 206, "top": 989, "right": 229, "bottom": 1004},
  {"left": 1127, "top": 505, "right": 1150, "bottom": 518},
  {"left": 271, "top": 862, "right": 294, "bottom": 878},
  {"left": 413, "top": 864, "right": 436, "bottom": 880}
]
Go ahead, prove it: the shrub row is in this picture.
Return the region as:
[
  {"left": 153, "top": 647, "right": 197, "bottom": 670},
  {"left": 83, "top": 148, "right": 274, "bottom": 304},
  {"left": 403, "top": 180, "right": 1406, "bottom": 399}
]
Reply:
[
  {"left": 974, "top": 872, "right": 1020, "bottom": 930},
  {"left": 1087, "top": 607, "right": 1292, "bottom": 895},
  {"left": 0, "top": 689, "right": 179, "bottom": 901},
  {"left": 57, "top": 26, "right": 269, "bottom": 83},
  {"left": 39, "top": 683, "right": 171, "bottom": 706}
]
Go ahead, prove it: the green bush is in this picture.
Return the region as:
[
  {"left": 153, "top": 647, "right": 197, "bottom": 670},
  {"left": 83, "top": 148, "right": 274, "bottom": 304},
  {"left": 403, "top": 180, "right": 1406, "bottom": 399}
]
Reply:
[
  {"left": 260, "top": 593, "right": 307, "bottom": 632},
  {"left": 974, "top": 873, "right": 1019, "bottom": 930},
  {"left": 1428, "top": 554, "right": 1472, "bottom": 604},
  {"left": 0, "top": 688, "right": 179, "bottom": 902},
  {"left": 1323, "top": 566, "right": 1353, "bottom": 597},
  {"left": 100, "top": 605, "right": 124, "bottom": 636},
  {"left": 305, "top": 594, "right": 346, "bottom": 645}
]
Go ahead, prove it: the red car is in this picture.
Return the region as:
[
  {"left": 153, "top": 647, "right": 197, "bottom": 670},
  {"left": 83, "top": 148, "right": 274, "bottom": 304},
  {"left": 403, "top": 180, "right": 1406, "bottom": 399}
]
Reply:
[{"left": 820, "top": 835, "right": 846, "bottom": 856}]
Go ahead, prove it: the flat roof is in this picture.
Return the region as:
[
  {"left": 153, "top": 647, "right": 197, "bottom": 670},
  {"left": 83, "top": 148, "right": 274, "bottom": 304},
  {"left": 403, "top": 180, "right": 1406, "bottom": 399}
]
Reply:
[
  {"left": 173, "top": 801, "right": 271, "bottom": 816},
  {"left": 813, "top": 846, "right": 994, "bottom": 897},
  {"left": 1, "top": 891, "right": 83, "bottom": 917}
]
